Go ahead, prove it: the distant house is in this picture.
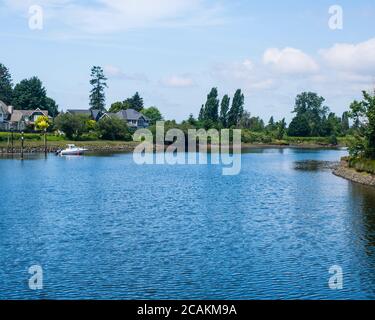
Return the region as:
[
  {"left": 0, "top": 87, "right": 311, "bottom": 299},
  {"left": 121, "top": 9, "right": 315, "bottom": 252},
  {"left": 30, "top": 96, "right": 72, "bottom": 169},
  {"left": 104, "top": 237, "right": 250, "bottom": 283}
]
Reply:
[
  {"left": 65, "top": 108, "right": 150, "bottom": 129},
  {"left": 0, "top": 100, "right": 49, "bottom": 131},
  {"left": 66, "top": 109, "right": 105, "bottom": 121},
  {"left": 10, "top": 108, "right": 49, "bottom": 131},
  {"left": 107, "top": 109, "right": 150, "bottom": 128},
  {"left": 0, "top": 100, "right": 10, "bottom": 125}
]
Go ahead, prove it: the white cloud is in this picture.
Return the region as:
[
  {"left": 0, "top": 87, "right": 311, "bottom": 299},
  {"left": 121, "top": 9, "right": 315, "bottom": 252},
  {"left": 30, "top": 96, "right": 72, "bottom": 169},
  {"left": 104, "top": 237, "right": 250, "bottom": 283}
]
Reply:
[
  {"left": 263, "top": 47, "right": 319, "bottom": 75},
  {"left": 104, "top": 65, "right": 148, "bottom": 82},
  {"left": 212, "top": 59, "right": 254, "bottom": 80},
  {"left": 161, "top": 75, "right": 194, "bottom": 87},
  {"left": 3, "top": 0, "right": 223, "bottom": 33},
  {"left": 319, "top": 38, "right": 375, "bottom": 74}
]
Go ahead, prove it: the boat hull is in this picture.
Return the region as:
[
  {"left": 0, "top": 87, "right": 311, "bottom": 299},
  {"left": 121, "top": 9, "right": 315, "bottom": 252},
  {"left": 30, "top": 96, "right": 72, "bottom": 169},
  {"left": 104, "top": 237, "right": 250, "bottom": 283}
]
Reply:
[{"left": 59, "top": 149, "right": 88, "bottom": 156}]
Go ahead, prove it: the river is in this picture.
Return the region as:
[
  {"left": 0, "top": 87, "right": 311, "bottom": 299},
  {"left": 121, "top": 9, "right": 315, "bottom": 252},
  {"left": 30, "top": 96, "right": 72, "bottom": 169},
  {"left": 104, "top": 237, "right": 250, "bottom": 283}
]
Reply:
[{"left": 1, "top": 148, "right": 375, "bottom": 299}]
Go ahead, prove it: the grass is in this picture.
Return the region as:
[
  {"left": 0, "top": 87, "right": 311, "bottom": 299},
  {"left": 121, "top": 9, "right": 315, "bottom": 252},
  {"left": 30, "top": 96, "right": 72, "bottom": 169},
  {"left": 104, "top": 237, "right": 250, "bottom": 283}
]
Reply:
[
  {"left": 0, "top": 131, "right": 352, "bottom": 151},
  {"left": 349, "top": 157, "right": 375, "bottom": 175},
  {"left": 0, "top": 132, "right": 138, "bottom": 151}
]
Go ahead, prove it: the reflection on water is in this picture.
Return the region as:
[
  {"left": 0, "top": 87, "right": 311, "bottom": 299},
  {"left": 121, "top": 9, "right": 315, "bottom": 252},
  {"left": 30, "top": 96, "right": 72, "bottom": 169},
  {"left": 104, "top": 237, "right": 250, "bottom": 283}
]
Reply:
[
  {"left": 1, "top": 148, "right": 375, "bottom": 299},
  {"left": 293, "top": 160, "right": 339, "bottom": 171},
  {"left": 349, "top": 184, "right": 375, "bottom": 250}
]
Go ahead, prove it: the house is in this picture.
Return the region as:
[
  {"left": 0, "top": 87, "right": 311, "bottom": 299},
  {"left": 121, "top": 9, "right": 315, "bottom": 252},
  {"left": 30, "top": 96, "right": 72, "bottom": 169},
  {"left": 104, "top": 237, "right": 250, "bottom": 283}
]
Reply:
[
  {"left": 109, "top": 109, "right": 150, "bottom": 128},
  {"left": 0, "top": 100, "right": 10, "bottom": 124},
  {"left": 66, "top": 109, "right": 105, "bottom": 121},
  {"left": 66, "top": 108, "right": 150, "bottom": 129},
  {"left": 10, "top": 108, "right": 49, "bottom": 131},
  {"left": 0, "top": 100, "right": 49, "bottom": 131}
]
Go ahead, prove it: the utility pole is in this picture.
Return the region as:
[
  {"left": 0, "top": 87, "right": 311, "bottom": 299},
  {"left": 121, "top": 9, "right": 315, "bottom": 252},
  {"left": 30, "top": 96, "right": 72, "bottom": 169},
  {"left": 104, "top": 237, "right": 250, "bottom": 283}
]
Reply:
[
  {"left": 11, "top": 128, "right": 14, "bottom": 154},
  {"left": 21, "top": 131, "right": 24, "bottom": 160},
  {"left": 44, "top": 129, "right": 47, "bottom": 157}
]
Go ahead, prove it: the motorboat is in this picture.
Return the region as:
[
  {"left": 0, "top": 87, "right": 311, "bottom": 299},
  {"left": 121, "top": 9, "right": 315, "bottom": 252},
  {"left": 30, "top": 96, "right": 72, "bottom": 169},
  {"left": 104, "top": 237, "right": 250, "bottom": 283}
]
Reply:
[{"left": 57, "top": 144, "right": 88, "bottom": 156}]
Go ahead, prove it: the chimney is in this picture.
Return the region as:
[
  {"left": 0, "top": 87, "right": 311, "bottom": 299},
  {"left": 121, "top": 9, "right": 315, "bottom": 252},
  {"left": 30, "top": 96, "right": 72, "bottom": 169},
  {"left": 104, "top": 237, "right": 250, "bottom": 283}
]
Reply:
[{"left": 8, "top": 105, "right": 14, "bottom": 114}]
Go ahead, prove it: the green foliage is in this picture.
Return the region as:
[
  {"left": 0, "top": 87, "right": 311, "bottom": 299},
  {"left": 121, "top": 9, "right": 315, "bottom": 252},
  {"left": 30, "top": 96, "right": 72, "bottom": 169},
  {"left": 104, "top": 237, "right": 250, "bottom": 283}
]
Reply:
[
  {"left": 288, "top": 114, "right": 310, "bottom": 137},
  {"left": 328, "top": 134, "right": 338, "bottom": 146},
  {"left": 349, "top": 157, "right": 375, "bottom": 175},
  {"left": 289, "top": 92, "right": 330, "bottom": 136},
  {"left": 228, "top": 89, "right": 244, "bottom": 127},
  {"left": 0, "top": 132, "right": 43, "bottom": 142},
  {"left": 125, "top": 92, "right": 144, "bottom": 112},
  {"left": 202, "top": 88, "right": 219, "bottom": 123},
  {"left": 219, "top": 94, "right": 230, "bottom": 127},
  {"left": 141, "top": 106, "right": 163, "bottom": 125},
  {"left": 89, "top": 66, "right": 108, "bottom": 111},
  {"left": 341, "top": 111, "right": 350, "bottom": 134},
  {"left": 96, "top": 117, "right": 131, "bottom": 141},
  {"left": 12, "top": 77, "right": 58, "bottom": 116},
  {"left": 349, "top": 90, "right": 375, "bottom": 159},
  {"left": 0, "top": 63, "right": 13, "bottom": 105},
  {"left": 276, "top": 118, "right": 287, "bottom": 140},
  {"left": 108, "top": 101, "right": 124, "bottom": 113},
  {"left": 109, "top": 92, "right": 144, "bottom": 112},
  {"left": 241, "top": 130, "right": 273, "bottom": 144},
  {"left": 267, "top": 116, "right": 276, "bottom": 131},
  {"left": 54, "top": 113, "right": 90, "bottom": 140}
]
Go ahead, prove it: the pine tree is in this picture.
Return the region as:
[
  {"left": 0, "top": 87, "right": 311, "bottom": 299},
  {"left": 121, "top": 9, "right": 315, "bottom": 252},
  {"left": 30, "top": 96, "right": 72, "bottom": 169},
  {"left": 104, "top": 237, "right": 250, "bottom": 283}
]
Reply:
[
  {"left": 198, "top": 105, "right": 204, "bottom": 121},
  {"left": 89, "top": 66, "right": 108, "bottom": 111},
  {"left": 341, "top": 111, "right": 350, "bottom": 134},
  {"left": 0, "top": 63, "right": 13, "bottom": 105}
]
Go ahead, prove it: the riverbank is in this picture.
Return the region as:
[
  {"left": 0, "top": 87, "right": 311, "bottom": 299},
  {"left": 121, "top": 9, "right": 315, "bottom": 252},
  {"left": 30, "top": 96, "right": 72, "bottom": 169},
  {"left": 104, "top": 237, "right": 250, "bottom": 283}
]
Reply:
[
  {"left": 0, "top": 140, "right": 140, "bottom": 154},
  {"left": 333, "top": 159, "right": 375, "bottom": 187},
  {"left": 0, "top": 140, "right": 344, "bottom": 155}
]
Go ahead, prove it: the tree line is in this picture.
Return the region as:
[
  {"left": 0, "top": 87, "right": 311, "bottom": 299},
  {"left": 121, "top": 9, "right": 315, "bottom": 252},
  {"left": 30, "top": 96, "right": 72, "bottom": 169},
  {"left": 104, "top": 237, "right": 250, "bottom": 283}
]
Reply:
[
  {"left": 0, "top": 63, "right": 58, "bottom": 116},
  {"left": 1, "top": 62, "right": 374, "bottom": 159}
]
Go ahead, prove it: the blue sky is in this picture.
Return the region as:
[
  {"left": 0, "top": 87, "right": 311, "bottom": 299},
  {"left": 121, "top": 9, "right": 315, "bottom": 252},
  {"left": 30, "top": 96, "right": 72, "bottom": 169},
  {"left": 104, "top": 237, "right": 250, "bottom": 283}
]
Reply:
[{"left": 1, "top": 0, "right": 375, "bottom": 122}]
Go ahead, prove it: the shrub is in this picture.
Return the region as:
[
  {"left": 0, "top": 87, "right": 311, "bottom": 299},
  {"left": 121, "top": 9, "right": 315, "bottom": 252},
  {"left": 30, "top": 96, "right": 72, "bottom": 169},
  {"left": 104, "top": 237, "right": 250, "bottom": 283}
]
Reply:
[
  {"left": 96, "top": 117, "right": 131, "bottom": 141},
  {"left": 349, "top": 157, "right": 375, "bottom": 174}
]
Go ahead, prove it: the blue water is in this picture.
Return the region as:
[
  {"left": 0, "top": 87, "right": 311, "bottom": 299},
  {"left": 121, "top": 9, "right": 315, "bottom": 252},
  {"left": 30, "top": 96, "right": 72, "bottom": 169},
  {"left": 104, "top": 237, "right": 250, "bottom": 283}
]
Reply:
[{"left": 1, "top": 148, "right": 375, "bottom": 300}]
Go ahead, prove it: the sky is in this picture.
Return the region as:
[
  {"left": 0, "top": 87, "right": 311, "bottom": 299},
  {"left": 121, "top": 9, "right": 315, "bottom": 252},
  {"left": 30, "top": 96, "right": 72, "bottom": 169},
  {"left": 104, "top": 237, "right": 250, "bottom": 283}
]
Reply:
[{"left": 1, "top": 0, "right": 375, "bottom": 122}]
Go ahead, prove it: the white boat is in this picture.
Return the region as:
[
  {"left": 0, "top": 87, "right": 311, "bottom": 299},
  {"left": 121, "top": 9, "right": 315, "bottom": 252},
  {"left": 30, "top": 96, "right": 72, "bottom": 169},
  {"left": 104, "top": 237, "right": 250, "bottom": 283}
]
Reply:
[{"left": 57, "top": 144, "right": 88, "bottom": 156}]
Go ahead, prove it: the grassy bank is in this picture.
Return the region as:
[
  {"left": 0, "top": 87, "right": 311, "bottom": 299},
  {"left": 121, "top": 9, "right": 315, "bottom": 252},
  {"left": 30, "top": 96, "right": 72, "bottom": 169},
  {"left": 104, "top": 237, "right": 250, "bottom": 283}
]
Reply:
[
  {"left": 348, "top": 157, "right": 375, "bottom": 175},
  {"left": 0, "top": 131, "right": 350, "bottom": 153}
]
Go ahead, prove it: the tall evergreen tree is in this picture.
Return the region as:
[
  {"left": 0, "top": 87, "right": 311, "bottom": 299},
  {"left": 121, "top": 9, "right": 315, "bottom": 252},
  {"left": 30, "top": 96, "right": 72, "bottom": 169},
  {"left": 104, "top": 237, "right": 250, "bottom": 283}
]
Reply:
[
  {"left": 341, "top": 111, "right": 350, "bottom": 134},
  {"left": 203, "top": 88, "right": 219, "bottom": 123},
  {"left": 219, "top": 94, "right": 230, "bottom": 127},
  {"left": 228, "top": 89, "right": 244, "bottom": 127},
  {"left": 267, "top": 116, "right": 276, "bottom": 131},
  {"left": 126, "top": 92, "right": 144, "bottom": 111},
  {"left": 276, "top": 118, "right": 287, "bottom": 140},
  {"left": 89, "top": 66, "right": 108, "bottom": 111},
  {"left": 198, "top": 105, "right": 204, "bottom": 121},
  {"left": 0, "top": 63, "right": 13, "bottom": 105}
]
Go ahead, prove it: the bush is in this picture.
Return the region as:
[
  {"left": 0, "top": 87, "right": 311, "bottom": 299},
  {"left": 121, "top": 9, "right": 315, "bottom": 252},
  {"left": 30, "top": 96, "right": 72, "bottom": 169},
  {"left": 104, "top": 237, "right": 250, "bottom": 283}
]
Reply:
[
  {"left": 96, "top": 117, "right": 131, "bottom": 141},
  {"left": 55, "top": 113, "right": 90, "bottom": 140}
]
